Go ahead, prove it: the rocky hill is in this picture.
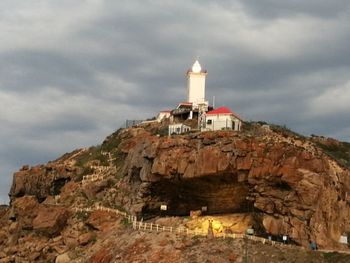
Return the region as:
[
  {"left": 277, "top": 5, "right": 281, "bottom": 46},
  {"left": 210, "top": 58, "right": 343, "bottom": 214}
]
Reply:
[{"left": 1, "top": 121, "right": 350, "bottom": 262}]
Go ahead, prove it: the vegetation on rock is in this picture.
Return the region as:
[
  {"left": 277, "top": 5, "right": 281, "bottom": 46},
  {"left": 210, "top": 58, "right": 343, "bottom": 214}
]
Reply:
[{"left": 1, "top": 121, "right": 350, "bottom": 262}]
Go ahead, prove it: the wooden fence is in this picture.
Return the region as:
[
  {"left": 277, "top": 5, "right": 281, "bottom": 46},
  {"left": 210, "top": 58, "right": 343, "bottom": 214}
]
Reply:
[
  {"left": 132, "top": 220, "right": 288, "bottom": 246},
  {"left": 82, "top": 174, "right": 106, "bottom": 185},
  {"left": 74, "top": 205, "right": 291, "bottom": 248}
]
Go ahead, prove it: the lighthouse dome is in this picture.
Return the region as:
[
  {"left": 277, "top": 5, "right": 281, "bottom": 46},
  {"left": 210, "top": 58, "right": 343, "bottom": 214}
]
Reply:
[{"left": 192, "top": 60, "right": 202, "bottom": 73}]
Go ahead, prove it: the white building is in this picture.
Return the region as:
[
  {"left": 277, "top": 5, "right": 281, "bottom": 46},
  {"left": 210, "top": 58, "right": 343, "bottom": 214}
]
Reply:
[
  {"left": 339, "top": 234, "right": 348, "bottom": 244},
  {"left": 186, "top": 60, "right": 208, "bottom": 108},
  {"left": 204, "top": 106, "right": 242, "bottom": 131},
  {"left": 168, "top": 123, "right": 191, "bottom": 135},
  {"left": 157, "top": 110, "right": 171, "bottom": 122}
]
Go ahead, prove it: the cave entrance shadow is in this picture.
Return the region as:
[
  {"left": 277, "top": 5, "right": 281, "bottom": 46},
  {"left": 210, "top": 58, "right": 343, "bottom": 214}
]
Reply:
[{"left": 142, "top": 173, "right": 251, "bottom": 218}]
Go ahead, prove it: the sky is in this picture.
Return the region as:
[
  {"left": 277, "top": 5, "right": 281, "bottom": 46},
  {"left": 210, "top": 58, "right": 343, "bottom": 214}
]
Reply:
[{"left": 1, "top": 0, "right": 350, "bottom": 204}]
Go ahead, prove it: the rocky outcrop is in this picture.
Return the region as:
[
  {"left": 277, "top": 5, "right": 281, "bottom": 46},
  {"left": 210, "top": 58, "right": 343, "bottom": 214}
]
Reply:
[
  {"left": 32, "top": 206, "right": 69, "bottom": 236},
  {"left": 5, "top": 123, "right": 350, "bottom": 251},
  {"left": 11, "top": 196, "right": 39, "bottom": 229},
  {"left": 9, "top": 164, "right": 77, "bottom": 202},
  {"left": 117, "top": 127, "right": 350, "bottom": 248},
  {"left": 86, "top": 210, "right": 121, "bottom": 232}
]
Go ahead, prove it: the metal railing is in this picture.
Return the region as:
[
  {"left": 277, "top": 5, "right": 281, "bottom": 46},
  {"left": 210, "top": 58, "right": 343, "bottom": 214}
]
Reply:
[{"left": 125, "top": 120, "right": 143, "bottom": 128}]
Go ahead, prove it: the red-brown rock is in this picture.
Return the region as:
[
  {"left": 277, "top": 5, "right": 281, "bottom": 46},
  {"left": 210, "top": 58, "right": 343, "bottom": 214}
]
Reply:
[
  {"left": 33, "top": 206, "right": 69, "bottom": 236},
  {"left": 12, "top": 196, "right": 39, "bottom": 229}
]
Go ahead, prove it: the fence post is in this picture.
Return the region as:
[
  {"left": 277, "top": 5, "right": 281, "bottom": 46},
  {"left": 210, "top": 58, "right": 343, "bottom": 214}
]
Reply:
[
  {"left": 170, "top": 227, "right": 172, "bottom": 232},
  {"left": 150, "top": 223, "right": 153, "bottom": 231}
]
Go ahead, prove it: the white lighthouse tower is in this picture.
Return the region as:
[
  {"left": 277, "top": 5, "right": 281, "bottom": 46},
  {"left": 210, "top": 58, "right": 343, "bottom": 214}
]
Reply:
[{"left": 186, "top": 60, "right": 208, "bottom": 107}]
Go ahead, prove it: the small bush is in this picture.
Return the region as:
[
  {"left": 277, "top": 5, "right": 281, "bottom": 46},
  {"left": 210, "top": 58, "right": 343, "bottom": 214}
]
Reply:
[
  {"left": 74, "top": 145, "right": 109, "bottom": 167},
  {"left": 101, "top": 129, "right": 123, "bottom": 152},
  {"left": 107, "top": 178, "right": 115, "bottom": 187},
  {"left": 322, "top": 252, "right": 350, "bottom": 262},
  {"left": 121, "top": 217, "right": 130, "bottom": 227},
  {"left": 315, "top": 141, "right": 350, "bottom": 168},
  {"left": 157, "top": 126, "right": 169, "bottom": 137},
  {"left": 269, "top": 124, "right": 304, "bottom": 139},
  {"left": 74, "top": 174, "right": 84, "bottom": 182},
  {"left": 75, "top": 211, "right": 89, "bottom": 221}
]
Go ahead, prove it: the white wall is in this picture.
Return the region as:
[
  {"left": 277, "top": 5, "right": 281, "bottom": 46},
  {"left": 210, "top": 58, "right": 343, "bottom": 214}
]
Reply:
[
  {"left": 204, "top": 114, "right": 241, "bottom": 131},
  {"left": 168, "top": 124, "right": 191, "bottom": 135},
  {"left": 187, "top": 72, "right": 206, "bottom": 105},
  {"left": 157, "top": 112, "right": 170, "bottom": 122}
]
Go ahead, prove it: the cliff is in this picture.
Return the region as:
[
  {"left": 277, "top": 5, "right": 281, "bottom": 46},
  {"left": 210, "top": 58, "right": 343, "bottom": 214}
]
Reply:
[{"left": 1, "top": 122, "right": 350, "bottom": 262}]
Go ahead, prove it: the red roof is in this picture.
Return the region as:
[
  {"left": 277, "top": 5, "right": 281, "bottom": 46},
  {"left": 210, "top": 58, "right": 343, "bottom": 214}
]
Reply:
[
  {"left": 206, "top": 106, "right": 232, "bottom": 115},
  {"left": 206, "top": 106, "right": 242, "bottom": 119},
  {"left": 160, "top": 110, "right": 171, "bottom": 113}
]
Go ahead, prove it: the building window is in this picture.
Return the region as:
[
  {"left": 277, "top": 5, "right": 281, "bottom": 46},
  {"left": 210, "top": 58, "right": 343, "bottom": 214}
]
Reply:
[
  {"left": 207, "top": 119, "right": 212, "bottom": 125},
  {"left": 232, "top": 121, "right": 235, "bottom": 130}
]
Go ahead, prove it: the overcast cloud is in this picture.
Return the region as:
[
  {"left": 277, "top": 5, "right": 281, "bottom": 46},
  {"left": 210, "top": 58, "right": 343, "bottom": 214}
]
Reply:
[{"left": 1, "top": 0, "right": 350, "bottom": 203}]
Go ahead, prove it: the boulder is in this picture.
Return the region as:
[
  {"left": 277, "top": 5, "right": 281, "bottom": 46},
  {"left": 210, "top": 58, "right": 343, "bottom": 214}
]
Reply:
[
  {"left": 55, "top": 252, "right": 71, "bottom": 263},
  {"left": 9, "top": 164, "right": 73, "bottom": 202},
  {"left": 86, "top": 210, "right": 120, "bottom": 232},
  {"left": 62, "top": 230, "right": 79, "bottom": 248},
  {"left": 78, "top": 232, "right": 94, "bottom": 246},
  {"left": 12, "top": 196, "right": 39, "bottom": 229},
  {"left": 33, "top": 206, "right": 69, "bottom": 236}
]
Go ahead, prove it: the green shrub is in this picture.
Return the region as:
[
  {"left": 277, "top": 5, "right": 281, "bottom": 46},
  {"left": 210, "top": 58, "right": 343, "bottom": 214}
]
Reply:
[
  {"left": 74, "top": 174, "right": 84, "bottom": 182},
  {"left": 322, "top": 252, "right": 350, "bottom": 262},
  {"left": 75, "top": 211, "right": 89, "bottom": 221},
  {"left": 121, "top": 217, "right": 131, "bottom": 227},
  {"left": 315, "top": 141, "right": 350, "bottom": 168},
  {"left": 101, "top": 129, "right": 123, "bottom": 152},
  {"left": 157, "top": 126, "right": 169, "bottom": 137},
  {"left": 75, "top": 145, "right": 109, "bottom": 167},
  {"left": 269, "top": 124, "right": 304, "bottom": 139}
]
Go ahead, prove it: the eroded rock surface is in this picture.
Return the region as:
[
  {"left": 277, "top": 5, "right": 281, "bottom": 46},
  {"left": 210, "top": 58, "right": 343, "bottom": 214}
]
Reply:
[
  {"left": 33, "top": 206, "right": 69, "bottom": 236},
  {"left": 4, "top": 122, "right": 350, "bottom": 255},
  {"left": 118, "top": 126, "right": 350, "bottom": 248}
]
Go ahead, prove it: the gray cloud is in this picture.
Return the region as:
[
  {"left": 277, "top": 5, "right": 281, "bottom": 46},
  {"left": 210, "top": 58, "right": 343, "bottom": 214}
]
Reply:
[
  {"left": 1, "top": 1, "right": 350, "bottom": 203},
  {"left": 238, "top": 0, "right": 350, "bottom": 19}
]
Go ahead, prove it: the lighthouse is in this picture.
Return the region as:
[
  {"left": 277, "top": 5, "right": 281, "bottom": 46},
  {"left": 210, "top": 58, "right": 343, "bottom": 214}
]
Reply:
[{"left": 186, "top": 60, "right": 208, "bottom": 107}]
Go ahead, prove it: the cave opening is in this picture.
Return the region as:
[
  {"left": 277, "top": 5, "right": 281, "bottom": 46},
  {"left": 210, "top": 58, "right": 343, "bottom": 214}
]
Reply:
[
  {"left": 50, "top": 178, "right": 71, "bottom": 196},
  {"left": 142, "top": 174, "right": 251, "bottom": 218}
]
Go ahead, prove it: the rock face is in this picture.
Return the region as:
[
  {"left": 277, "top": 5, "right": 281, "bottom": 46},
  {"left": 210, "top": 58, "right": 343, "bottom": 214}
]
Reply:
[
  {"left": 10, "top": 164, "right": 76, "bottom": 201},
  {"left": 5, "top": 123, "right": 350, "bottom": 251},
  {"left": 33, "top": 206, "right": 69, "bottom": 236},
  {"left": 11, "top": 196, "right": 39, "bottom": 229},
  {"left": 116, "top": 126, "right": 350, "bottom": 248}
]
